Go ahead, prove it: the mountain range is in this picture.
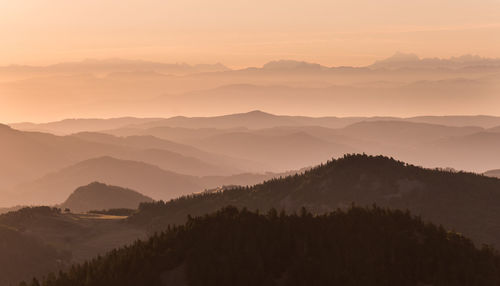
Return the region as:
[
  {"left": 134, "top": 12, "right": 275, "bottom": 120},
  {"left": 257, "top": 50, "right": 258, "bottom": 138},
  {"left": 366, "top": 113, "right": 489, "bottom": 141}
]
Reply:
[
  {"left": 5, "top": 110, "right": 500, "bottom": 207},
  {"left": 3, "top": 154, "right": 500, "bottom": 285},
  {"left": 2, "top": 53, "right": 500, "bottom": 122}
]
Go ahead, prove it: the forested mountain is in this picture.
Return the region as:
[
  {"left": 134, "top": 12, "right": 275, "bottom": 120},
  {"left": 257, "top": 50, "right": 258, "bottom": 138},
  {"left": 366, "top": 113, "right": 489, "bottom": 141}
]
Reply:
[
  {"left": 60, "top": 182, "right": 153, "bottom": 213},
  {"left": 129, "top": 154, "right": 500, "bottom": 247},
  {"left": 22, "top": 206, "right": 500, "bottom": 286}
]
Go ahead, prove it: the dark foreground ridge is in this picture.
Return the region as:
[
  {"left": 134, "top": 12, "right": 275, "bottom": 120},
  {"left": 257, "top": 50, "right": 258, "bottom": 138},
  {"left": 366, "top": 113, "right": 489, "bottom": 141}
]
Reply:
[
  {"left": 130, "top": 154, "right": 500, "bottom": 246},
  {"left": 22, "top": 206, "right": 500, "bottom": 286}
]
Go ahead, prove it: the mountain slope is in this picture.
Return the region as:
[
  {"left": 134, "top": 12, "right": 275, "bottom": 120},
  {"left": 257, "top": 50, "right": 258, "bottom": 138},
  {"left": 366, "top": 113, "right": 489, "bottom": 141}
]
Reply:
[
  {"left": 338, "top": 121, "right": 483, "bottom": 146},
  {"left": 25, "top": 206, "right": 500, "bottom": 286},
  {"left": 0, "top": 224, "right": 69, "bottom": 286},
  {"left": 11, "top": 156, "right": 202, "bottom": 205},
  {"left": 0, "top": 206, "right": 146, "bottom": 286},
  {"left": 488, "top": 125, "right": 500, "bottom": 133},
  {"left": 0, "top": 125, "right": 252, "bottom": 195},
  {"left": 426, "top": 132, "right": 500, "bottom": 171},
  {"left": 71, "top": 132, "right": 251, "bottom": 175},
  {"left": 60, "top": 182, "right": 153, "bottom": 213},
  {"left": 129, "top": 154, "right": 500, "bottom": 247},
  {"left": 10, "top": 156, "right": 283, "bottom": 206}
]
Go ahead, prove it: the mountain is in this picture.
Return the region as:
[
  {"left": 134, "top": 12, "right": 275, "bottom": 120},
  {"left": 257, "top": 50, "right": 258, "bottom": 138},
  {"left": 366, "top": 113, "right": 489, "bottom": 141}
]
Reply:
[
  {"left": 0, "top": 124, "right": 108, "bottom": 189},
  {"left": 129, "top": 154, "right": 500, "bottom": 247},
  {"left": 150, "top": 79, "right": 500, "bottom": 119},
  {"left": 17, "top": 112, "right": 500, "bottom": 136},
  {"left": 426, "top": 132, "right": 500, "bottom": 171},
  {"left": 408, "top": 116, "right": 500, "bottom": 129},
  {"left": 338, "top": 121, "right": 483, "bottom": 146},
  {"left": 371, "top": 52, "right": 500, "bottom": 70},
  {"left": 130, "top": 110, "right": 306, "bottom": 129},
  {"left": 0, "top": 126, "right": 253, "bottom": 195},
  {"left": 484, "top": 169, "right": 500, "bottom": 179},
  {"left": 262, "top": 59, "right": 327, "bottom": 71},
  {"left": 0, "top": 59, "right": 230, "bottom": 79},
  {"left": 71, "top": 132, "right": 245, "bottom": 175},
  {"left": 10, "top": 156, "right": 284, "bottom": 206},
  {"left": 60, "top": 182, "right": 153, "bottom": 213},
  {"left": 3, "top": 55, "right": 500, "bottom": 122},
  {"left": 10, "top": 117, "right": 161, "bottom": 135},
  {"left": 11, "top": 156, "right": 202, "bottom": 205},
  {"left": 488, "top": 125, "right": 500, "bottom": 133},
  {"left": 25, "top": 206, "right": 500, "bottom": 286}
]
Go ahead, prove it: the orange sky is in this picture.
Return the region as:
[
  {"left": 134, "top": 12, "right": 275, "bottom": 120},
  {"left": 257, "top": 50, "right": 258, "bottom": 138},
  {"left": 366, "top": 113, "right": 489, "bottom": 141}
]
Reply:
[{"left": 1, "top": 0, "right": 500, "bottom": 68}]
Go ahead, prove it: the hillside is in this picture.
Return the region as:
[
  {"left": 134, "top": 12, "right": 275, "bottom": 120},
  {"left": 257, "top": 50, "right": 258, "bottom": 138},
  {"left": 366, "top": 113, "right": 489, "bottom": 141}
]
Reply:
[
  {"left": 0, "top": 206, "right": 146, "bottom": 286},
  {"left": 129, "top": 154, "right": 500, "bottom": 247},
  {"left": 0, "top": 224, "right": 69, "bottom": 286},
  {"left": 60, "top": 182, "right": 153, "bottom": 213},
  {"left": 24, "top": 206, "right": 500, "bottom": 286}
]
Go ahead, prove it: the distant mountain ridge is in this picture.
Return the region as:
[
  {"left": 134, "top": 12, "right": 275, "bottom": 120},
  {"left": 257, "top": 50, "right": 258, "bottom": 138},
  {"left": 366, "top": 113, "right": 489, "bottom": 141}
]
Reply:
[
  {"left": 3, "top": 53, "right": 500, "bottom": 75},
  {"left": 13, "top": 111, "right": 500, "bottom": 133},
  {"left": 0, "top": 58, "right": 230, "bottom": 77},
  {"left": 371, "top": 52, "right": 500, "bottom": 70}
]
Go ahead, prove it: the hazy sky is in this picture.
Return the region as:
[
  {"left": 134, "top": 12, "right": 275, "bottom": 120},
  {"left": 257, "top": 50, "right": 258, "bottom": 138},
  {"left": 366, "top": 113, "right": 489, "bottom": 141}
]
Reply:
[{"left": 1, "top": 0, "right": 500, "bottom": 67}]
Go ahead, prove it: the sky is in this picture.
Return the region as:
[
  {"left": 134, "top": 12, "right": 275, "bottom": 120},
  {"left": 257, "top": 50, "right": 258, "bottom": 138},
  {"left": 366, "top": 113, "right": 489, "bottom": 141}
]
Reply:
[{"left": 1, "top": 0, "right": 500, "bottom": 68}]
